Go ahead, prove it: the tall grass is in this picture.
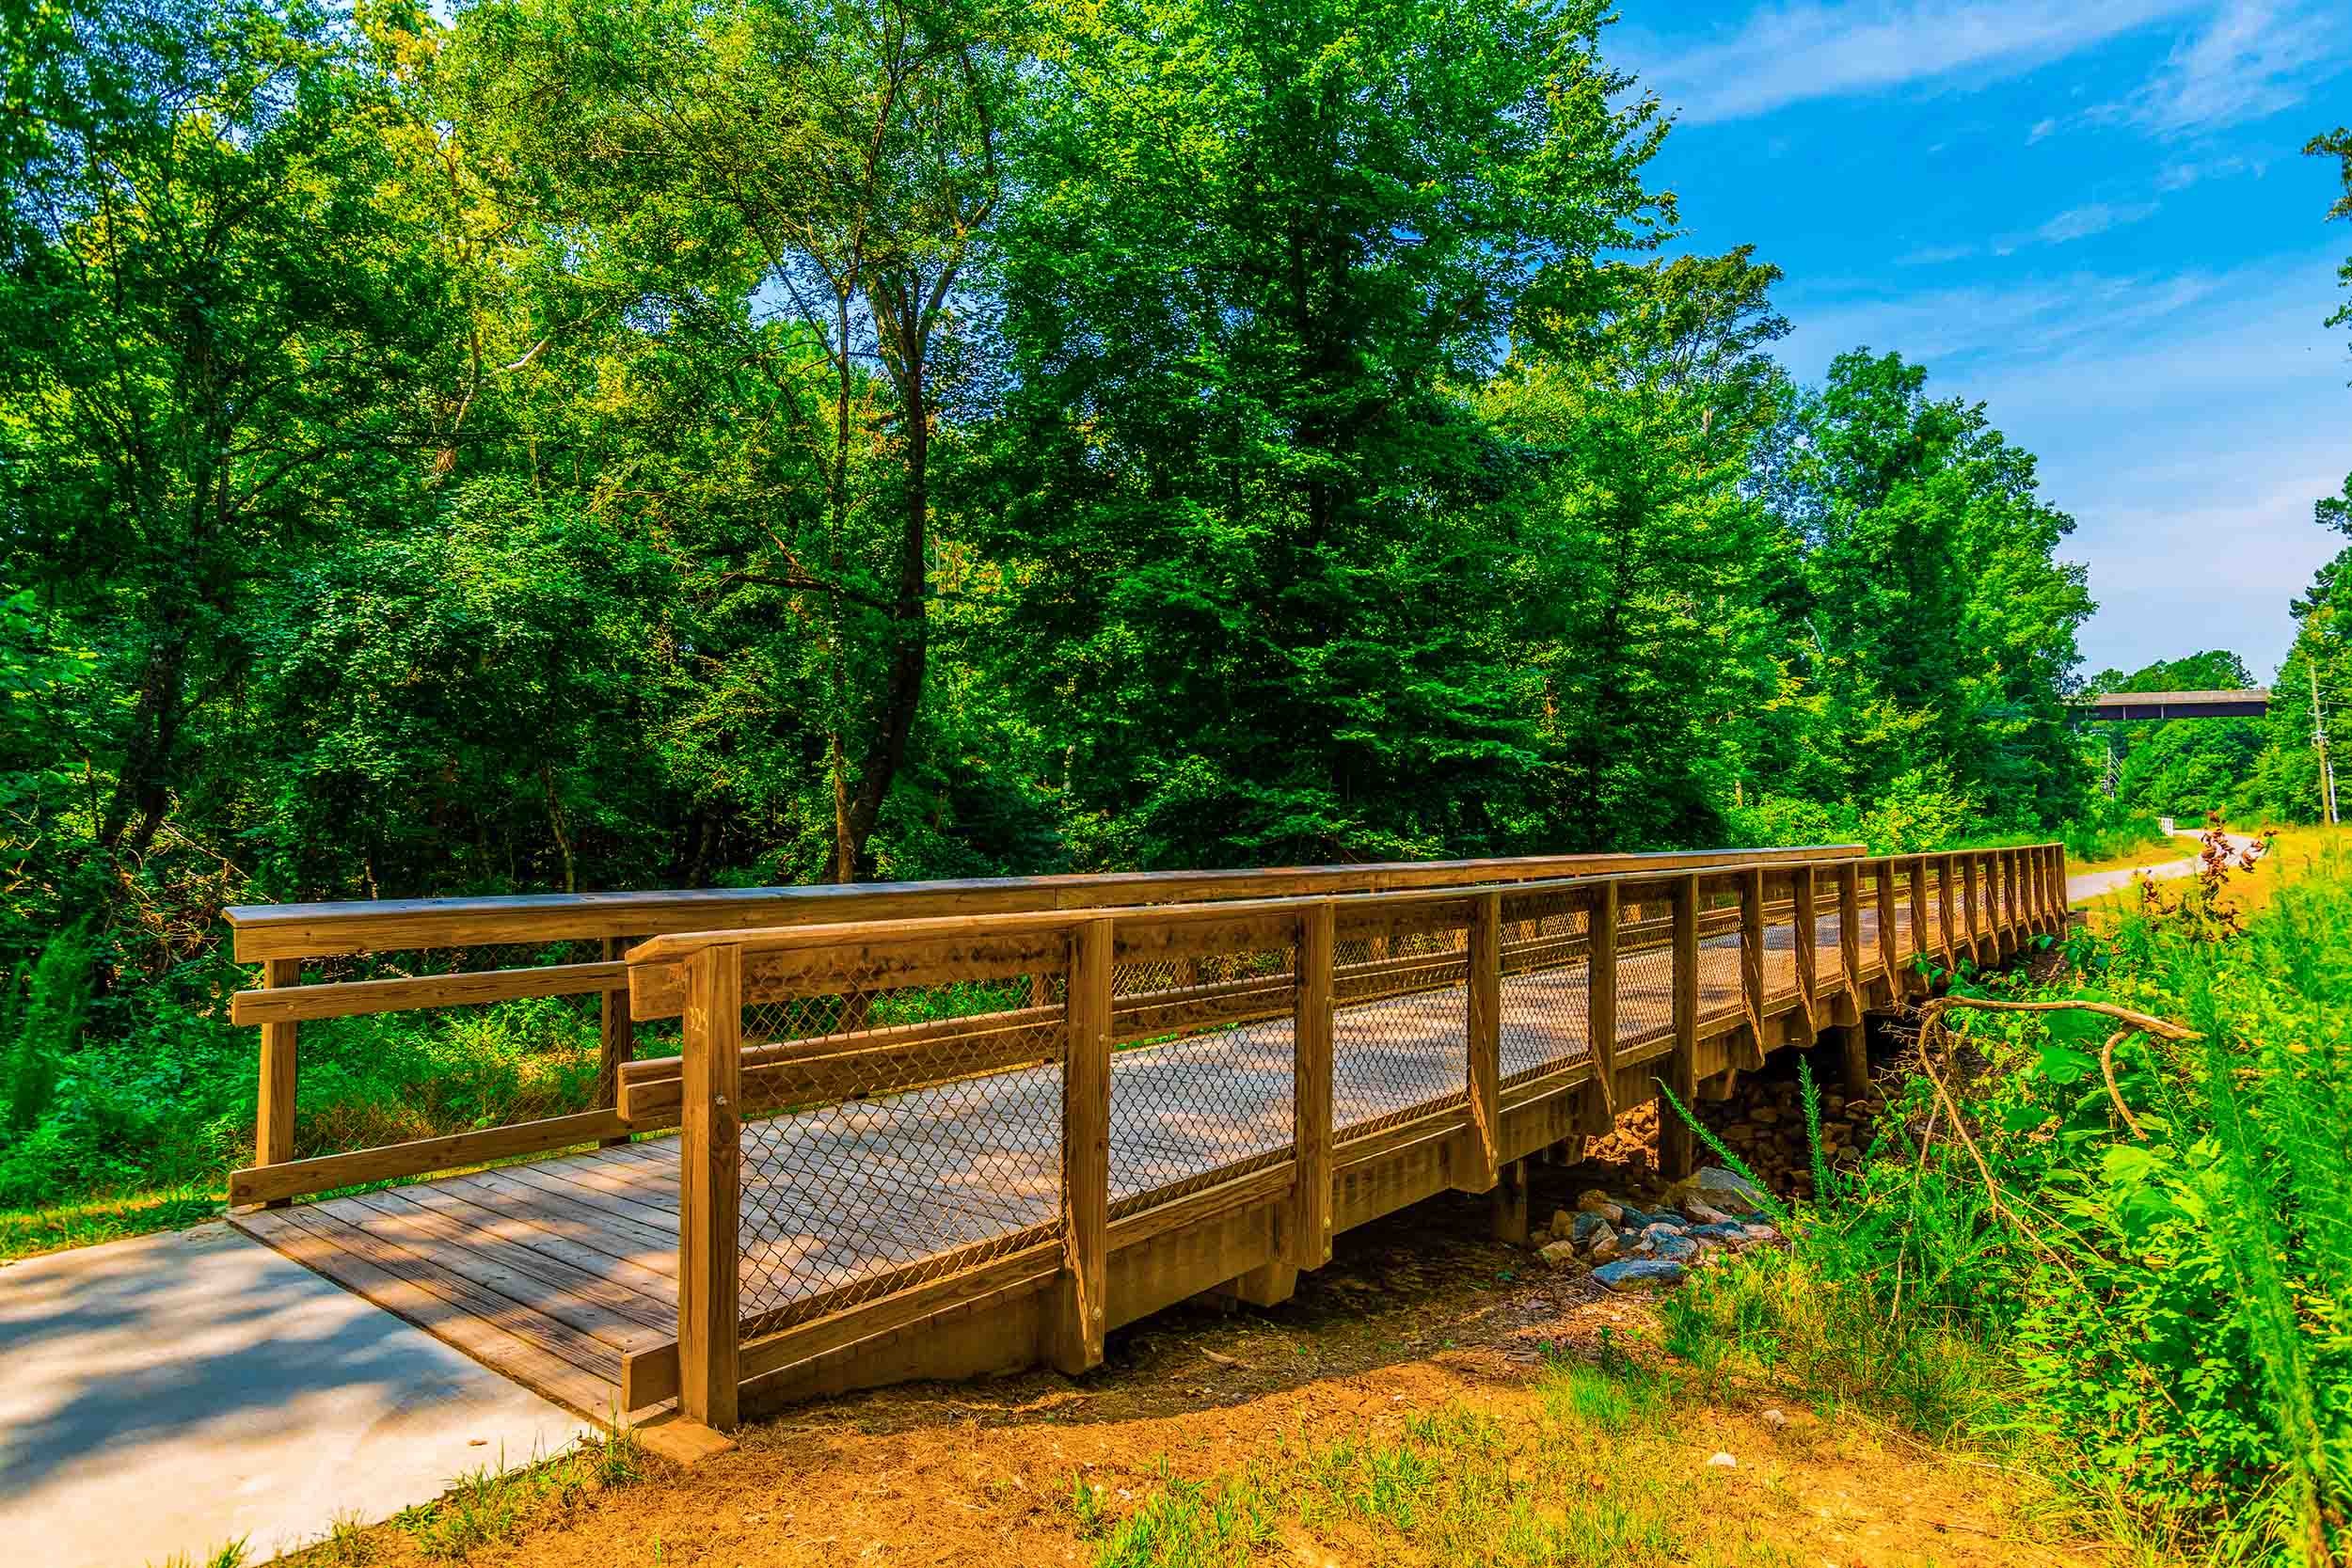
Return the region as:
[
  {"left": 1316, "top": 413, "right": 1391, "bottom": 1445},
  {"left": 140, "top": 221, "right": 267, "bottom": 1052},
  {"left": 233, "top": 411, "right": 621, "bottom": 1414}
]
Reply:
[{"left": 1663, "top": 851, "right": 2352, "bottom": 1563}]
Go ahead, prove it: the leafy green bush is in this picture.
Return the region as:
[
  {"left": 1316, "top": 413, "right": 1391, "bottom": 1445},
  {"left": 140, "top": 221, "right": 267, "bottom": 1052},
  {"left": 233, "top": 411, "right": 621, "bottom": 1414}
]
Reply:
[{"left": 1668, "top": 855, "right": 2352, "bottom": 1562}]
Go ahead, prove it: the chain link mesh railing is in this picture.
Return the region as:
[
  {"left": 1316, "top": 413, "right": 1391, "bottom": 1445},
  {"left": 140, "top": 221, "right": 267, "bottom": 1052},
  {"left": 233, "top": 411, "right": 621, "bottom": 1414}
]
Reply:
[
  {"left": 1105, "top": 924, "right": 1297, "bottom": 1218},
  {"left": 1330, "top": 903, "right": 1471, "bottom": 1141},
  {"left": 728, "top": 943, "right": 1067, "bottom": 1332},
  {"left": 1496, "top": 887, "right": 1592, "bottom": 1084},
  {"left": 1613, "top": 882, "right": 1677, "bottom": 1048},
  {"left": 1760, "top": 870, "right": 1800, "bottom": 1001},
  {"left": 1695, "top": 877, "right": 1743, "bottom": 1023}
]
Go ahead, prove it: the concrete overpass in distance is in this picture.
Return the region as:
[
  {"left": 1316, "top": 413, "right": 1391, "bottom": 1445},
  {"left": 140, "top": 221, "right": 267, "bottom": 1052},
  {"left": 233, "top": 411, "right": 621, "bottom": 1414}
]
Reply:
[{"left": 2074, "top": 688, "right": 2271, "bottom": 721}]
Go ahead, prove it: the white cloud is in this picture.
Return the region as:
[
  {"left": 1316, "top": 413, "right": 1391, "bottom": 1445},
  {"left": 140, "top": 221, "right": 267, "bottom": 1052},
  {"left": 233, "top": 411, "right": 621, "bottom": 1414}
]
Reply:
[
  {"left": 2105, "top": 0, "right": 2352, "bottom": 134},
  {"left": 2027, "top": 117, "right": 2059, "bottom": 143},
  {"left": 1621, "top": 0, "right": 2200, "bottom": 125},
  {"left": 2035, "top": 200, "right": 2161, "bottom": 243},
  {"left": 2154, "top": 154, "right": 2255, "bottom": 190}
]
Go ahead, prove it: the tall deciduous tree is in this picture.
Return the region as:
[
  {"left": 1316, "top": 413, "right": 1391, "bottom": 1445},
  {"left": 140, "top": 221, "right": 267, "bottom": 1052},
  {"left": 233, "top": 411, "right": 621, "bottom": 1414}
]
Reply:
[{"left": 977, "top": 0, "right": 1668, "bottom": 864}]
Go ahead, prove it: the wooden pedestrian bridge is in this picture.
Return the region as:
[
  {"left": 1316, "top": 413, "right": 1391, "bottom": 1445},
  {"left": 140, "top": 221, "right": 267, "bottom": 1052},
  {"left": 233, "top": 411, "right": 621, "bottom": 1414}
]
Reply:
[{"left": 223, "top": 843, "right": 2066, "bottom": 1441}]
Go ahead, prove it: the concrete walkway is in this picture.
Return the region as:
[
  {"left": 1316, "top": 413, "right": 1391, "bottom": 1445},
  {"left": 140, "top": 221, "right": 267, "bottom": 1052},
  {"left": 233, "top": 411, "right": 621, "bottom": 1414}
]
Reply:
[
  {"left": 2067, "top": 830, "right": 2258, "bottom": 904},
  {"left": 0, "top": 1220, "right": 589, "bottom": 1568}
]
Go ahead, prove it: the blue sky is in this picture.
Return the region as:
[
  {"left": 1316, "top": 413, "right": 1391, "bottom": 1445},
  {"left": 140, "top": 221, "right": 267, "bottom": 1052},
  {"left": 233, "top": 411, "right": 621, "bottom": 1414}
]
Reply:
[{"left": 1611, "top": 0, "right": 2352, "bottom": 683}]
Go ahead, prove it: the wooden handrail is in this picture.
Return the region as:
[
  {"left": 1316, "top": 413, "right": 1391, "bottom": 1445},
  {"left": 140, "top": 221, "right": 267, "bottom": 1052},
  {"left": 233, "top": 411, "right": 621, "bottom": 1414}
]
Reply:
[{"left": 222, "top": 845, "right": 1863, "bottom": 960}]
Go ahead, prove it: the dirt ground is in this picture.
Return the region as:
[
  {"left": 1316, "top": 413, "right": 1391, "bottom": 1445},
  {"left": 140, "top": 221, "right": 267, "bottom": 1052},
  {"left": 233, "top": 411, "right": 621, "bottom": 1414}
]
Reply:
[{"left": 289, "top": 1149, "right": 2129, "bottom": 1568}]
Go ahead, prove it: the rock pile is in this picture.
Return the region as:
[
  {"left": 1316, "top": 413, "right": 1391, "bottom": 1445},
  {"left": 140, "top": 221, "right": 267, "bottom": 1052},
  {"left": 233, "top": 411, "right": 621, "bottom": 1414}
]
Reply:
[
  {"left": 1535, "top": 1166, "right": 1783, "bottom": 1291},
  {"left": 1691, "top": 1075, "right": 1889, "bottom": 1199}
]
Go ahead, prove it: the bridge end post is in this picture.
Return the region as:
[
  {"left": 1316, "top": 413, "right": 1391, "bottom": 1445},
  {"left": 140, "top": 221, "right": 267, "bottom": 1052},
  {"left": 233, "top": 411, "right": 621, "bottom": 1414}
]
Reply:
[
  {"left": 677, "top": 942, "right": 742, "bottom": 1432},
  {"left": 1048, "top": 917, "right": 1112, "bottom": 1376},
  {"left": 1661, "top": 874, "right": 1700, "bottom": 1180}
]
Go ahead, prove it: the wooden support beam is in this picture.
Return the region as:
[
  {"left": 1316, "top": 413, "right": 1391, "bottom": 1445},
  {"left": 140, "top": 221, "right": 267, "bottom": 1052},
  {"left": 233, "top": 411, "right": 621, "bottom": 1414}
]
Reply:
[
  {"left": 1464, "top": 891, "right": 1502, "bottom": 1195},
  {"left": 1586, "top": 882, "right": 1619, "bottom": 1117},
  {"left": 255, "top": 957, "right": 300, "bottom": 1211},
  {"left": 1285, "top": 901, "right": 1335, "bottom": 1271},
  {"left": 1223, "top": 1260, "right": 1299, "bottom": 1307},
  {"left": 677, "top": 943, "right": 741, "bottom": 1432},
  {"left": 1837, "top": 1022, "right": 1870, "bottom": 1098},
  {"left": 1049, "top": 917, "right": 1112, "bottom": 1375},
  {"left": 1662, "top": 875, "right": 1699, "bottom": 1180},
  {"left": 1489, "top": 1157, "right": 1530, "bottom": 1245}
]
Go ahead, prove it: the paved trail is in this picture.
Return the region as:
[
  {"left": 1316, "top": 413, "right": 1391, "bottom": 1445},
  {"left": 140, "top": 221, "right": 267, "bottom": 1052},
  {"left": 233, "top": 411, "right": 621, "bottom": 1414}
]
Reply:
[
  {"left": 0, "top": 1221, "right": 587, "bottom": 1568},
  {"left": 2067, "top": 831, "right": 2258, "bottom": 904}
]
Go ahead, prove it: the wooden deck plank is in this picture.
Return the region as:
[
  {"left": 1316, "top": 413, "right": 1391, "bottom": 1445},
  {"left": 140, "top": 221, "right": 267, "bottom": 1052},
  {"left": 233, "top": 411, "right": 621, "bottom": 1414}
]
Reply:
[
  {"left": 236, "top": 1204, "right": 624, "bottom": 1416},
  {"left": 325, "top": 1188, "right": 665, "bottom": 1347}
]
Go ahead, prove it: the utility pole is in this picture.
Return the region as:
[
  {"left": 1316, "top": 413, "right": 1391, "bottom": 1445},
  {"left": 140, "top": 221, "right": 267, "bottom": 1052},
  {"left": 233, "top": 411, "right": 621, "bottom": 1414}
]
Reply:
[{"left": 2312, "top": 660, "right": 2339, "bottom": 826}]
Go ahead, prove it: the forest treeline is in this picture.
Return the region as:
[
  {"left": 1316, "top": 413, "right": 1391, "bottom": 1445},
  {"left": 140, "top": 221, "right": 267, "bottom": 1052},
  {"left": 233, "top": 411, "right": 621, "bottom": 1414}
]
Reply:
[
  {"left": 2, "top": 3, "right": 2348, "bottom": 1023},
  {"left": 1, "top": 0, "right": 2103, "bottom": 958}
]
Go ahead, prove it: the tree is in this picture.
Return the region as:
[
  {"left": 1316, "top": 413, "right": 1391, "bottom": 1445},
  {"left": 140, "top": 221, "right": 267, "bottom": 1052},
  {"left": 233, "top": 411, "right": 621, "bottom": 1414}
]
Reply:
[
  {"left": 977, "top": 0, "right": 1669, "bottom": 864},
  {"left": 1774, "top": 350, "right": 2092, "bottom": 828},
  {"left": 451, "top": 0, "right": 1016, "bottom": 880},
  {"left": 0, "top": 0, "right": 459, "bottom": 881}
]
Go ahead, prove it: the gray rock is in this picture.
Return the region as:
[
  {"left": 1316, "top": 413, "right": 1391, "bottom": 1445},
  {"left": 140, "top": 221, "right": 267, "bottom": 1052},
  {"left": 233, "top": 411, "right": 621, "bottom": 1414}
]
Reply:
[
  {"left": 1592, "top": 1258, "right": 1686, "bottom": 1291},
  {"left": 1577, "top": 1190, "right": 1625, "bottom": 1225},
  {"left": 1690, "top": 1221, "right": 1748, "bottom": 1242},
  {"left": 1587, "top": 1230, "right": 1622, "bottom": 1264},
  {"left": 1570, "top": 1212, "right": 1611, "bottom": 1245},
  {"left": 1680, "top": 1198, "right": 1728, "bottom": 1226},
  {"left": 1741, "top": 1223, "right": 1780, "bottom": 1243},
  {"left": 1652, "top": 1233, "right": 1698, "bottom": 1261},
  {"left": 1537, "top": 1240, "right": 1589, "bottom": 1274},
  {"left": 1549, "top": 1208, "right": 1575, "bottom": 1242},
  {"left": 1663, "top": 1165, "right": 1770, "bottom": 1212}
]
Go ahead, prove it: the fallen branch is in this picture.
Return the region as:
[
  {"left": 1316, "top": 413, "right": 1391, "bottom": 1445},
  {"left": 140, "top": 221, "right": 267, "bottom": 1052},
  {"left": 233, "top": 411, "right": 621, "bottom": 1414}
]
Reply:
[
  {"left": 1918, "top": 993, "right": 2196, "bottom": 1138},
  {"left": 1915, "top": 995, "right": 2199, "bottom": 1042}
]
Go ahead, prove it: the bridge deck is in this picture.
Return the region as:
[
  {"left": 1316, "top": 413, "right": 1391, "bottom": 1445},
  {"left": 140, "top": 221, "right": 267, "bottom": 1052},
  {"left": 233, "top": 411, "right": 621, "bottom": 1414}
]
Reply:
[{"left": 236, "top": 909, "right": 1914, "bottom": 1418}]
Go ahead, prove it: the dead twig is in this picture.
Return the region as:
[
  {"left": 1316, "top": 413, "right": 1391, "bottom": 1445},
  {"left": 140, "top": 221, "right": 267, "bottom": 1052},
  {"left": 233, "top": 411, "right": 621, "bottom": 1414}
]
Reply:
[{"left": 1915, "top": 995, "right": 2199, "bottom": 1042}]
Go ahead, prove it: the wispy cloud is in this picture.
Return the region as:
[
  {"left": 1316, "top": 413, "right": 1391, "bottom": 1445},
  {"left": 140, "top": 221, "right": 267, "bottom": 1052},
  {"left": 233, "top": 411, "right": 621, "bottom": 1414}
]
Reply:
[
  {"left": 1621, "top": 0, "right": 2199, "bottom": 125},
  {"left": 1899, "top": 242, "right": 1980, "bottom": 264},
  {"left": 2035, "top": 200, "right": 2161, "bottom": 244},
  {"left": 2106, "top": 0, "right": 2352, "bottom": 134},
  {"left": 2154, "top": 154, "right": 2256, "bottom": 190}
]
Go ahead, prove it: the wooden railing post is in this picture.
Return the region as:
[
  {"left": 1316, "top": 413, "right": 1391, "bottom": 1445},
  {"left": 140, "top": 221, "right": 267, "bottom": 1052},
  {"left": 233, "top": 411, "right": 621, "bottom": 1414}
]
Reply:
[
  {"left": 1465, "top": 891, "right": 1502, "bottom": 1194},
  {"left": 1959, "top": 852, "right": 1981, "bottom": 964},
  {"left": 677, "top": 942, "right": 742, "bottom": 1431},
  {"left": 1907, "top": 855, "right": 1932, "bottom": 990},
  {"left": 2004, "top": 850, "right": 2023, "bottom": 949},
  {"left": 1873, "top": 857, "right": 1899, "bottom": 987},
  {"left": 1739, "top": 867, "right": 1766, "bottom": 1043},
  {"left": 598, "top": 936, "right": 639, "bottom": 1148},
  {"left": 255, "top": 956, "right": 301, "bottom": 1211},
  {"left": 1792, "top": 863, "right": 1819, "bottom": 1030},
  {"left": 2049, "top": 845, "right": 2067, "bottom": 933},
  {"left": 1837, "top": 861, "right": 1863, "bottom": 1002},
  {"left": 1937, "top": 852, "right": 1959, "bottom": 971},
  {"left": 1586, "top": 881, "right": 1619, "bottom": 1118},
  {"left": 1661, "top": 874, "right": 1699, "bottom": 1179},
  {"left": 1285, "top": 901, "right": 1335, "bottom": 1271},
  {"left": 1050, "top": 917, "right": 1112, "bottom": 1375}
]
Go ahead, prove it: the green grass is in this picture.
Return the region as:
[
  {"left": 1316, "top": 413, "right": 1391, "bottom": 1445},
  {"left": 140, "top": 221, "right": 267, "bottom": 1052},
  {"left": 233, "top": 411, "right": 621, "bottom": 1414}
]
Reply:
[{"left": 1072, "top": 1354, "right": 1807, "bottom": 1568}]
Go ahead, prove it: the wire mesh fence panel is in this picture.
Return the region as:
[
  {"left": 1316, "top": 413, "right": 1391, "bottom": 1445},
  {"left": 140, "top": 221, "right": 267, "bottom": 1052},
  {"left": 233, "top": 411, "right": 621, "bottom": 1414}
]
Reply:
[
  {"left": 1925, "top": 864, "right": 1947, "bottom": 950},
  {"left": 1329, "top": 903, "right": 1471, "bottom": 1140},
  {"left": 1814, "top": 882, "right": 1848, "bottom": 993},
  {"left": 1761, "top": 871, "right": 1800, "bottom": 1001},
  {"left": 1891, "top": 869, "right": 1917, "bottom": 958},
  {"left": 1696, "top": 878, "right": 1743, "bottom": 1022},
  {"left": 1497, "top": 887, "right": 1592, "bottom": 1083},
  {"left": 1613, "top": 884, "right": 1677, "bottom": 1046},
  {"left": 729, "top": 940, "right": 1067, "bottom": 1332},
  {"left": 1105, "top": 922, "right": 1296, "bottom": 1219}
]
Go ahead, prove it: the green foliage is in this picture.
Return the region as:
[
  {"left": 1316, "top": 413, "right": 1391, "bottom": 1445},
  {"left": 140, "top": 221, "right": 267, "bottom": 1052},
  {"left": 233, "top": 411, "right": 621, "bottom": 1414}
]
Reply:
[{"left": 1677, "top": 854, "right": 2352, "bottom": 1562}]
